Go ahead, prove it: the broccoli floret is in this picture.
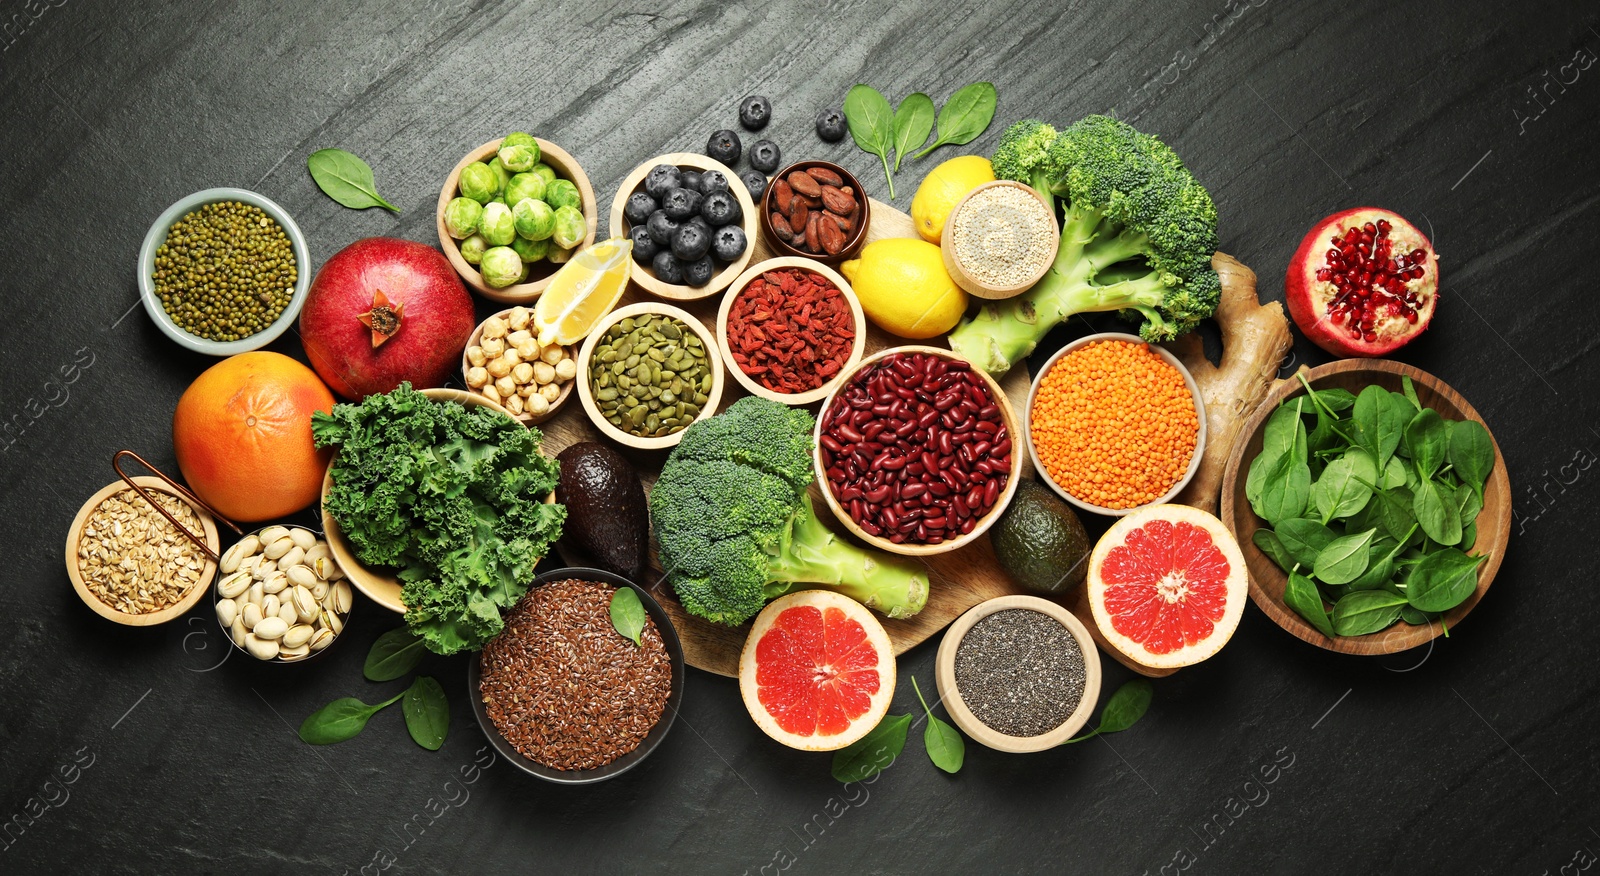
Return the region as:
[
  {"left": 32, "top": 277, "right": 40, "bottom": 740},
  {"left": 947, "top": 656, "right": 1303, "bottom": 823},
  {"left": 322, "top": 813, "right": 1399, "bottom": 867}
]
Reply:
[
  {"left": 949, "top": 115, "right": 1221, "bottom": 374},
  {"left": 650, "top": 397, "right": 929, "bottom": 627}
]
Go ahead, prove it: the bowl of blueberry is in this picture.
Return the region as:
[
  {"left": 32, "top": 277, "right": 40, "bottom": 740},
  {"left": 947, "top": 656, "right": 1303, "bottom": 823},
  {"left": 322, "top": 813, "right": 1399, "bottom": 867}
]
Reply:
[{"left": 609, "top": 153, "right": 758, "bottom": 301}]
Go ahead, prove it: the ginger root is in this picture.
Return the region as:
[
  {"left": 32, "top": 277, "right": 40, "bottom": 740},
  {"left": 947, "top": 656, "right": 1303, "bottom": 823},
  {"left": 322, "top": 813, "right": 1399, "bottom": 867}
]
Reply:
[{"left": 1169, "top": 253, "right": 1292, "bottom": 514}]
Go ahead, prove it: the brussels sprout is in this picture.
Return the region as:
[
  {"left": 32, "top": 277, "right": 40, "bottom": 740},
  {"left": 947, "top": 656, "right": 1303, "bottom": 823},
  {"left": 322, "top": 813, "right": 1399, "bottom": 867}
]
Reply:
[
  {"left": 485, "top": 157, "right": 512, "bottom": 196},
  {"left": 548, "top": 245, "right": 574, "bottom": 265},
  {"left": 530, "top": 163, "right": 558, "bottom": 186},
  {"left": 459, "top": 233, "right": 489, "bottom": 265},
  {"left": 443, "top": 197, "right": 483, "bottom": 240},
  {"left": 544, "top": 179, "right": 582, "bottom": 212},
  {"left": 458, "top": 162, "right": 499, "bottom": 203},
  {"left": 504, "top": 172, "right": 547, "bottom": 207},
  {"left": 480, "top": 201, "right": 516, "bottom": 246},
  {"left": 512, "top": 235, "right": 550, "bottom": 263},
  {"left": 480, "top": 246, "right": 525, "bottom": 288},
  {"left": 551, "top": 205, "right": 587, "bottom": 249},
  {"left": 498, "top": 133, "right": 541, "bottom": 172},
  {"left": 513, "top": 198, "right": 556, "bottom": 241}
]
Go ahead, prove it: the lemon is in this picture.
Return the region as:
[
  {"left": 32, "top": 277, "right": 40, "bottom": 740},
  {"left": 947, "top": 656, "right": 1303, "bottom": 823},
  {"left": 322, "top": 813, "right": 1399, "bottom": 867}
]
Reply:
[
  {"left": 910, "top": 155, "right": 995, "bottom": 243},
  {"left": 534, "top": 238, "right": 632, "bottom": 345},
  {"left": 840, "top": 238, "right": 968, "bottom": 340}
]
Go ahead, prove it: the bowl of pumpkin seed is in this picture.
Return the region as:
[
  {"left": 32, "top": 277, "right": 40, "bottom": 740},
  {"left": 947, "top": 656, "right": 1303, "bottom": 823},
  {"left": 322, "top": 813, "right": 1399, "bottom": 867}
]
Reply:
[{"left": 138, "top": 187, "right": 311, "bottom": 356}]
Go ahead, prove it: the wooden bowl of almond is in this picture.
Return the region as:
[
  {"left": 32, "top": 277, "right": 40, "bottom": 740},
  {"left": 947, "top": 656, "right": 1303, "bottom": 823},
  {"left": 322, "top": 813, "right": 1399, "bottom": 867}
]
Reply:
[
  {"left": 461, "top": 305, "right": 576, "bottom": 425},
  {"left": 213, "top": 524, "right": 352, "bottom": 663},
  {"left": 65, "top": 476, "right": 220, "bottom": 626}
]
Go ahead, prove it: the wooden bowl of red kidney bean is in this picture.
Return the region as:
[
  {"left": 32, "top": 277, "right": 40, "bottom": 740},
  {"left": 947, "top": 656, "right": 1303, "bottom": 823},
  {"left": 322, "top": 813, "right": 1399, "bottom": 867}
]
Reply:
[
  {"left": 758, "top": 161, "right": 870, "bottom": 264},
  {"left": 715, "top": 257, "right": 868, "bottom": 406},
  {"left": 814, "top": 346, "right": 1024, "bottom": 556}
]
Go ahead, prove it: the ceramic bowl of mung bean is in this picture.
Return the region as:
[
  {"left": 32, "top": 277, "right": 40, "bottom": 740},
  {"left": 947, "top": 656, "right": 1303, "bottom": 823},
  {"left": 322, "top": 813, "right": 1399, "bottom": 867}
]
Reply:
[
  {"left": 212, "top": 524, "right": 353, "bottom": 664},
  {"left": 574, "top": 301, "right": 724, "bottom": 451},
  {"left": 65, "top": 477, "right": 220, "bottom": 626},
  {"left": 138, "top": 187, "right": 311, "bottom": 356},
  {"left": 940, "top": 180, "right": 1059, "bottom": 300}
]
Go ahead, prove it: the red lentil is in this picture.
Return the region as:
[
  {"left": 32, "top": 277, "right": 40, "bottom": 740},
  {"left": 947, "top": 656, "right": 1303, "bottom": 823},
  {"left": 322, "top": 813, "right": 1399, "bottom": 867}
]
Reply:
[{"left": 727, "top": 268, "right": 855, "bottom": 394}]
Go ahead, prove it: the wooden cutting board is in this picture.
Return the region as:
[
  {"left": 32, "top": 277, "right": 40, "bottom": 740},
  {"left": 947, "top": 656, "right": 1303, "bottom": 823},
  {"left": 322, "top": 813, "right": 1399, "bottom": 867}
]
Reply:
[{"left": 536, "top": 198, "right": 1175, "bottom": 679}]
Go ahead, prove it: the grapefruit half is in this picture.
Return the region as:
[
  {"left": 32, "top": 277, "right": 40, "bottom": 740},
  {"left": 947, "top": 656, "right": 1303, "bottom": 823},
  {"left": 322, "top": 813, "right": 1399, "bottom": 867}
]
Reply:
[
  {"left": 738, "top": 591, "right": 896, "bottom": 751},
  {"left": 1087, "top": 504, "right": 1246, "bottom": 669}
]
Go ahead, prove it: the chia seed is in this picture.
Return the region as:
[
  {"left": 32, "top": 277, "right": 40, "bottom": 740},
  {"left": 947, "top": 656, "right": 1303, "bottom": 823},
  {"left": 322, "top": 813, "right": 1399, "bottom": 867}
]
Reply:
[{"left": 953, "top": 608, "right": 1085, "bottom": 737}]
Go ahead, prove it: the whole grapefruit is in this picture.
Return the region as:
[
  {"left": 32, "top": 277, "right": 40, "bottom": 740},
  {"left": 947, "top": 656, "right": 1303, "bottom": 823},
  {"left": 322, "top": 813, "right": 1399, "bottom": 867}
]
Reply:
[{"left": 173, "top": 352, "right": 335, "bottom": 523}]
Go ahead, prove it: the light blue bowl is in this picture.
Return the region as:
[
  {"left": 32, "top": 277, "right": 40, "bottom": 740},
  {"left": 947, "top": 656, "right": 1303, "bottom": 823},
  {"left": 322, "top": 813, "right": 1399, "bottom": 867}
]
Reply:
[{"left": 137, "top": 187, "right": 311, "bottom": 356}]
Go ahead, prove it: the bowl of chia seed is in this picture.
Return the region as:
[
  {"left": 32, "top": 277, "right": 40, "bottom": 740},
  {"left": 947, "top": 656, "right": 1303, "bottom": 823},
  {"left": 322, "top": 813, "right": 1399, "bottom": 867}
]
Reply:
[
  {"left": 137, "top": 187, "right": 310, "bottom": 356},
  {"left": 934, "top": 595, "right": 1102, "bottom": 753}
]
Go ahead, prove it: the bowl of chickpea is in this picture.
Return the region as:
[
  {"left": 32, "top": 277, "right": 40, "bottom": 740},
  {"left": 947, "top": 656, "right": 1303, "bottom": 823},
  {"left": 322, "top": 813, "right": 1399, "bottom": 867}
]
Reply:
[{"left": 461, "top": 305, "right": 578, "bottom": 424}]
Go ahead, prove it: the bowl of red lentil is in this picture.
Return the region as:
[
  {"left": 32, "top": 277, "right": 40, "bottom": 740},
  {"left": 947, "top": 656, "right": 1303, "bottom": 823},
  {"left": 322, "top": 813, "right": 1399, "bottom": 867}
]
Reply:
[
  {"left": 715, "top": 257, "right": 868, "bottom": 406},
  {"left": 1025, "top": 333, "right": 1207, "bottom": 516},
  {"left": 814, "top": 345, "right": 1025, "bottom": 556},
  {"left": 469, "top": 568, "right": 684, "bottom": 784},
  {"left": 65, "top": 476, "right": 220, "bottom": 626}
]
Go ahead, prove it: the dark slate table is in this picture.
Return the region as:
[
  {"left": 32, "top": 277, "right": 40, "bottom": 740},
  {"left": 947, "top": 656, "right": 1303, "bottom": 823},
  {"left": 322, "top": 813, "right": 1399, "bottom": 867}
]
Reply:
[{"left": 2, "top": 1, "right": 1596, "bottom": 873}]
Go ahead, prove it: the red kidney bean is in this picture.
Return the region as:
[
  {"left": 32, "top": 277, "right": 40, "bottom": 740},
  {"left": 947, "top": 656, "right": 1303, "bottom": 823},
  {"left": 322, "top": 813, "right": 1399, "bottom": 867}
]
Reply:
[
  {"left": 959, "top": 517, "right": 976, "bottom": 535},
  {"left": 902, "top": 482, "right": 927, "bottom": 499},
  {"left": 966, "top": 485, "right": 984, "bottom": 509},
  {"left": 992, "top": 438, "right": 1011, "bottom": 457},
  {"left": 838, "top": 423, "right": 864, "bottom": 443},
  {"left": 972, "top": 440, "right": 992, "bottom": 458},
  {"left": 984, "top": 479, "right": 1000, "bottom": 507},
  {"left": 937, "top": 431, "right": 954, "bottom": 456},
  {"left": 820, "top": 434, "right": 843, "bottom": 454},
  {"left": 928, "top": 481, "right": 951, "bottom": 497},
  {"left": 975, "top": 420, "right": 999, "bottom": 435},
  {"left": 864, "top": 485, "right": 892, "bottom": 504},
  {"left": 917, "top": 409, "right": 940, "bottom": 429}
]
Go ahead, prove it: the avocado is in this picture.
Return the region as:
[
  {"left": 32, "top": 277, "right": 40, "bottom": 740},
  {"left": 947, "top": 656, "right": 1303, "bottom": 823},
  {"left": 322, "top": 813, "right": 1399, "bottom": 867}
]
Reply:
[
  {"left": 991, "top": 479, "right": 1091, "bottom": 596},
  {"left": 555, "top": 442, "right": 649, "bottom": 580}
]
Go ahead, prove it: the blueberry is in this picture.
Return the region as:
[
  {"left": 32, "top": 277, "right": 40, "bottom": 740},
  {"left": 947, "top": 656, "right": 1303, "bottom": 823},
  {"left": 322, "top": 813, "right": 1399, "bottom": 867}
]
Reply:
[
  {"left": 683, "top": 255, "right": 716, "bottom": 287},
  {"left": 624, "top": 191, "right": 659, "bottom": 226},
  {"left": 706, "top": 129, "right": 741, "bottom": 165},
  {"left": 738, "top": 170, "right": 768, "bottom": 201},
  {"left": 701, "top": 189, "right": 742, "bottom": 227},
  {"left": 815, "top": 107, "right": 846, "bottom": 142},
  {"left": 651, "top": 250, "right": 685, "bottom": 284},
  {"left": 629, "top": 224, "right": 659, "bottom": 263},
  {"left": 678, "top": 170, "right": 702, "bottom": 193},
  {"left": 646, "top": 209, "right": 680, "bottom": 247},
  {"left": 698, "top": 170, "right": 730, "bottom": 195},
  {"left": 661, "top": 187, "right": 704, "bottom": 221},
  {"left": 645, "top": 164, "right": 681, "bottom": 200},
  {"left": 748, "top": 139, "right": 781, "bottom": 173},
  {"left": 671, "top": 221, "right": 712, "bottom": 261},
  {"left": 739, "top": 95, "right": 772, "bottom": 131},
  {"left": 711, "top": 225, "right": 747, "bottom": 263}
]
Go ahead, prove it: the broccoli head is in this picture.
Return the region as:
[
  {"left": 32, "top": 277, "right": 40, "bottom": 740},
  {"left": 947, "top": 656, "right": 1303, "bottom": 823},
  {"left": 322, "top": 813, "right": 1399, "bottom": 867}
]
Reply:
[
  {"left": 949, "top": 115, "right": 1221, "bottom": 375},
  {"left": 650, "top": 397, "right": 929, "bottom": 626}
]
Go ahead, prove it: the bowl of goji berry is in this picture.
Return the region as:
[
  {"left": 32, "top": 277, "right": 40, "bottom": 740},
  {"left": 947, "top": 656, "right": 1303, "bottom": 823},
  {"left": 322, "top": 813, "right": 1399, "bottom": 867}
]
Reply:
[{"left": 715, "top": 257, "right": 868, "bottom": 406}]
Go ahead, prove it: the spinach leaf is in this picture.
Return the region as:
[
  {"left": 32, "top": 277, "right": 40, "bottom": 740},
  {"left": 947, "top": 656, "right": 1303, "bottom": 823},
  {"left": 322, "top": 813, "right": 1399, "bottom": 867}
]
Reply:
[
  {"left": 1284, "top": 571, "right": 1335, "bottom": 638},
  {"left": 1347, "top": 527, "right": 1413, "bottom": 591},
  {"left": 1413, "top": 478, "right": 1463, "bottom": 546},
  {"left": 1065, "top": 680, "right": 1153, "bottom": 743},
  {"left": 1401, "top": 376, "right": 1423, "bottom": 411},
  {"left": 1317, "top": 387, "right": 1358, "bottom": 412},
  {"left": 832, "top": 714, "right": 911, "bottom": 782},
  {"left": 1312, "top": 449, "right": 1377, "bottom": 523},
  {"left": 1373, "top": 486, "right": 1416, "bottom": 542},
  {"left": 1277, "top": 518, "right": 1336, "bottom": 568},
  {"left": 1398, "top": 606, "right": 1433, "bottom": 626},
  {"left": 609, "top": 587, "right": 646, "bottom": 646},
  {"left": 1253, "top": 529, "right": 1296, "bottom": 572},
  {"left": 364, "top": 627, "right": 427, "bottom": 682},
  {"left": 1257, "top": 452, "right": 1311, "bottom": 524},
  {"left": 914, "top": 81, "right": 998, "bottom": 159},
  {"left": 1314, "top": 528, "right": 1377, "bottom": 586},
  {"left": 1262, "top": 399, "right": 1309, "bottom": 459},
  {"left": 1382, "top": 455, "right": 1408, "bottom": 489},
  {"left": 1461, "top": 521, "right": 1477, "bottom": 551},
  {"left": 1330, "top": 590, "right": 1408, "bottom": 636},
  {"left": 1448, "top": 419, "right": 1495, "bottom": 494},
  {"left": 307, "top": 148, "right": 400, "bottom": 212},
  {"left": 1403, "top": 408, "right": 1449, "bottom": 478},
  {"left": 1351, "top": 386, "right": 1406, "bottom": 468},
  {"left": 1455, "top": 484, "right": 1483, "bottom": 527},
  {"left": 1406, "top": 548, "right": 1486, "bottom": 612},
  {"left": 402, "top": 676, "right": 449, "bottom": 751},
  {"left": 844, "top": 85, "right": 897, "bottom": 198},
  {"left": 891, "top": 93, "right": 935, "bottom": 172},
  {"left": 912, "top": 677, "right": 963, "bottom": 774},
  {"left": 1245, "top": 446, "right": 1281, "bottom": 509},
  {"left": 299, "top": 691, "right": 405, "bottom": 745}
]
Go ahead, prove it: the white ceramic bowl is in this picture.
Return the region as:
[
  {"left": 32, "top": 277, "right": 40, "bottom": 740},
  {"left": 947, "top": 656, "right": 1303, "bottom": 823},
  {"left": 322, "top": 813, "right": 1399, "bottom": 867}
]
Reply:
[
  {"left": 137, "top": 187, "right": 311, "bottom": 356},
  {"left": 1024, "top": 332, "right": 1207, "bottom": 516}
]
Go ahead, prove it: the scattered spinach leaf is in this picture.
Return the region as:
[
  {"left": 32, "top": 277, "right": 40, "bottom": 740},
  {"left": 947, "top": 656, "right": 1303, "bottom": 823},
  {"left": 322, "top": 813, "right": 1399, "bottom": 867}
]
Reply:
[
  {"left": 1064, "top": 680, "right": 1153, "bottom": 743},
  {"left": 1405, "top": 548, "right": 1486, "bottom": 612},
  {"left": 831, "top": 714, "right": 911, "bottom": 782},
  {"left": 364, "top": 627, "right": 427, "bottom": 682},
  {"left": 1314, "top": 528, "right": 1377, "bottom": 586},
  {"left": 912, "top": 677, "right": 963, "bottom": 774},
  {"left": 1284, "top": 571, "right": 1335, "bottom": 637},
  {"left": 891, "top": 93, "right": 935, "bottom": 173},
  {"left": 914, "top": 81, "right": 998, "bottom": 159},
  {"left": 1330, "top": 590, "right": 1408, "bottom": 637},
  {"left": 1398, "top": 605, "right": 1433, "bottom": 626},
  {"left": 299, "top": 691, "right": 405, "bottom": 745},
  {"left": 609, "top": 587, "right": 646, "bottom": 647},
  {"left": 402, "top": 676, "right": 449, "bottom": 751},
  {"left": 308, "top": 148, "right": 399, "bottom": 212},
  {"left": 843, "top": 84, "right": 897, "bottom": 198}
]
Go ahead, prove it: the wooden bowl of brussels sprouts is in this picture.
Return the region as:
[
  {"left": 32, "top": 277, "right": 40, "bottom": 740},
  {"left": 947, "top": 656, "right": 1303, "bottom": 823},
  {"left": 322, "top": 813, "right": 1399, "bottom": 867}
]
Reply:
[
  {"left": 607, "top": 152, "right": 758, "bottom": 302},
  {"left": 436, "top": 137, "right": 598, "bottom": 304}
]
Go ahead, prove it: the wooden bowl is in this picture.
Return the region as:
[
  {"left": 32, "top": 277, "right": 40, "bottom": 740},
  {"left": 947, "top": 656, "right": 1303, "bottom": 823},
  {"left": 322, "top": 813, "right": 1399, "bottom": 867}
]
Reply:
[
  {"left": 934, "top": 595, "right": 1102, "bottom": 753},
  {"left": 1220, "top": 359, "right": 1512, "bottom": 655},
  {"left": 812, "top": 345, "right": 1024, "bottom": 556},
  {"left": 940, "top": 180, "right": 1059, "bottom": 300},
  {"left": 714, "top": 257, "right": 867, "bottom": 406},
  {"left": 460, "top": 306, "right": 576, "bottom": 425},
  {"left": 436, "top": 138, "right": 598, "bottom": 303},
  {"left": 574, "top": 302, "right": 724, "bottom": 451},
  {"left": 65, "top": 476, "right": 220, "bottom": 626},
  {"left": 607, "top": 152, "right": 757, "bottom": 301},
  {"left": 1025, "top": 333, "right": 1207, "bottom": 517},
  {"left": 757, "top": 160, "right": 870, "bottom": 265},
  {"left": 321, "top": 388, "right": 556, "bottom": 614}
]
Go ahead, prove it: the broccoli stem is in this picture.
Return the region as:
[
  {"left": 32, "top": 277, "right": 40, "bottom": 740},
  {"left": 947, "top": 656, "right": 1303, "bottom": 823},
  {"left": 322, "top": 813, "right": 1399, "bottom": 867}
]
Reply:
[
  {"left": 763, "top": 496, "right": 929, "bottom": 619},
  {"left": 947, "top": 201, "right": 1171, "bottom": 375}
]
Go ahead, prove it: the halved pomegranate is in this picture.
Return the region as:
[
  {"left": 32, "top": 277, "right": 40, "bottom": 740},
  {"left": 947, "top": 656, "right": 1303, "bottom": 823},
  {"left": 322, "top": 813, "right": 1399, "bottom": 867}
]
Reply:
[{"left": 1285, "top": 207, "right": 1439, "bottom": 357}]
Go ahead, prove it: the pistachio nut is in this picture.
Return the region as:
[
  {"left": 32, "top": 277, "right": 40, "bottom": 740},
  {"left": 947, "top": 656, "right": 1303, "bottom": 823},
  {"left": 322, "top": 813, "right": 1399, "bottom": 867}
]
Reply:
[
  {"left": 241, "top": 602, "right": 264, "bottom": 630},
  {"left": 308, "top": 629, "right": 336, "bottom": 652},
  {"left": 263, "top": 537, "right": 295, "bottom": 561},
  {"left": 288, "top": 527, "right": 317, "bottom": 551},
  {"left": 244, "top": 633, "right": 280, "bottom": 661},
  {"left": 253, "top": 616, "right": 288, "bottom": 641},
  {"left": 218, "top": 571, "right": 251, "bottom": 599},
  {"left": 281, "top": 624, "right": 315, "bottom": 649}
]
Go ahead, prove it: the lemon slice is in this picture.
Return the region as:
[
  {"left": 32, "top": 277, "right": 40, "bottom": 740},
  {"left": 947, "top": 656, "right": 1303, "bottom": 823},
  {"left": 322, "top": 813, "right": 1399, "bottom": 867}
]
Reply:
[{"left": 533, "top": 238, "right": 633, "bottom": 345}]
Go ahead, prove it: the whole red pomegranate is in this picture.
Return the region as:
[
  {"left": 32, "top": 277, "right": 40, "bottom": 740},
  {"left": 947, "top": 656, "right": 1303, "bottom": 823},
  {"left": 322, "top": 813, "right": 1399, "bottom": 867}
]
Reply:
[
  {"left": 1285, "top": 207, "right": 1439, "bottom": 358},
  {"left": 299, "top": 237, "right": 475, "bottom": 399}
]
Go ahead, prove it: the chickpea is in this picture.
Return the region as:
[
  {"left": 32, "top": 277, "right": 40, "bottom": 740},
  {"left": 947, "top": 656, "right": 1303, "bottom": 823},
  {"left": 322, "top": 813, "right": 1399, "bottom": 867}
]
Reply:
[
  {"left": 515, "top": 339, "right": 540, "bottom": 360},
  {"left": 512, "top": 362, "right": 535, "bottom": 384},
  {"left": 540, "top": 345, "right": 565, "bottom": 366},
  {"left": 518, "top": 383, "right": 537, "bottom": 398},
  {"left": 481, "top": 384, "right": 501, "bottom": 404},
  {"left": 501, "top": 348, "right": 521, "bottom": 368},
  {"left": 533, "top": 361, "right": 556, "bottom": 385},
  {"left": 495, "top": 376, "right": 516, "bottom": 397},
  {"left": 486, "top": 356, "right": 512, "bottom": 379},
  {"left": 508, "top": 307, "right": 531, "bottom": 332},
  {"left": 481, "top": 336, "right": 505, "bottom": 358},
  {"left": 554, "top": 358, "right": 576, "bottom": 381},
  {"left": 466, "top": 346, "right": 487, "bottom": 367},
  {"left": 526, "top": 393, "right": 551, "bottom": 416},
  {"left": 540, "top": 383, "right": 561, "bottom": 403},
  {"left": 481, "top": 316, "right": 508, "bottom": 339},
  {"left": 465, "top": 366, "right": 489, "bottom": 388},
  {"left": 507, "top": 329, "right": 532, "bottom": 347},
  {"left": 503, "top": 393, "right": 524, "bottom": 415}
]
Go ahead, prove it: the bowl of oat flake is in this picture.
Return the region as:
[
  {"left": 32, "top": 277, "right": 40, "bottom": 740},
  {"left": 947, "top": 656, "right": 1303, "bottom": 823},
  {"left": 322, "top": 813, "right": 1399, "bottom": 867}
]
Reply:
[
  {"left": 940, "top": 180, "right": 1060, "bottom": 299},
  {"left": 65, "top": 477, "right": 220, "bottom": 626}
]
